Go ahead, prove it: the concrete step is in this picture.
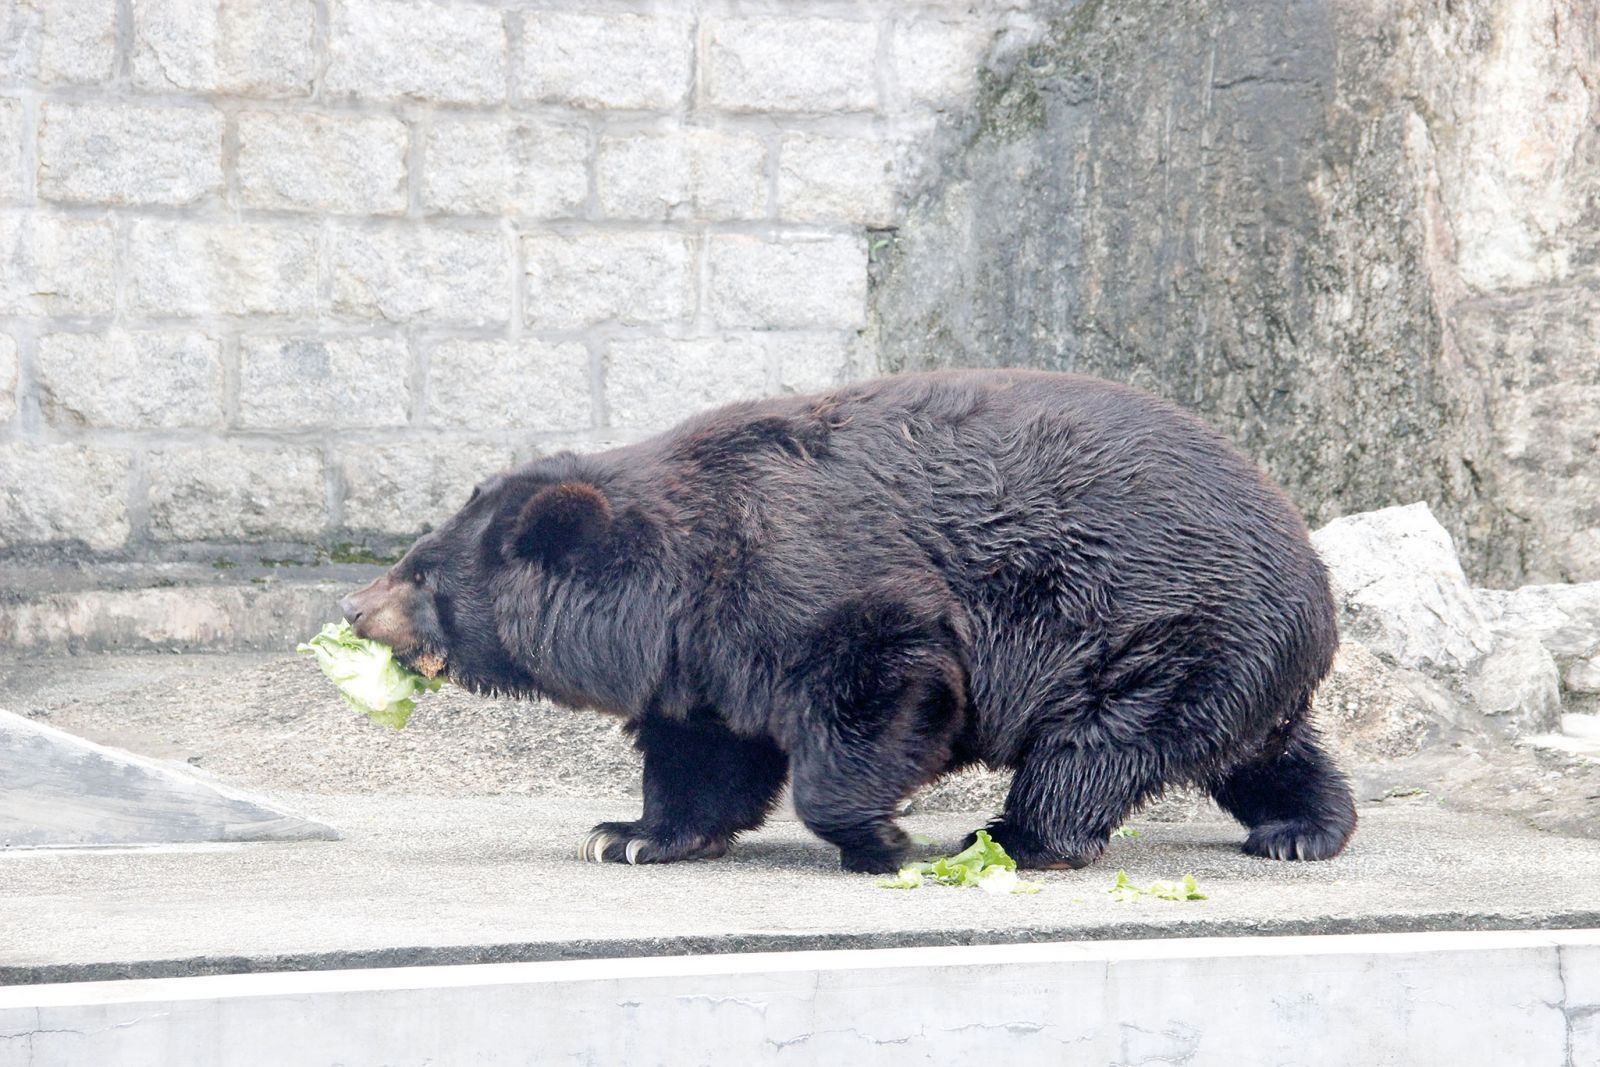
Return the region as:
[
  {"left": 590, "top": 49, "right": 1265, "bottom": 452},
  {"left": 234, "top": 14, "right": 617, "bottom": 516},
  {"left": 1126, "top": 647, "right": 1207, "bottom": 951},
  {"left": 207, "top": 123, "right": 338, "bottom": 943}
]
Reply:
[
  {"left": 0, "top": 562, "right": 383, "bottom": 653},
  {"left": 2, "top": 930, "right": 1594, "bottom": 1066},
  {"left": 0, "top": 709, "right": 336, "bottom": 848}
]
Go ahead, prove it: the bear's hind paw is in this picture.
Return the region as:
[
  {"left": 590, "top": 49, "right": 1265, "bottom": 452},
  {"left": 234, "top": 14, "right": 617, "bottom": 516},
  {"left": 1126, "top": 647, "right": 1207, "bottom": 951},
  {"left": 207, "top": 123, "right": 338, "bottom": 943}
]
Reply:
[{"left": 1242, "top": 820, "right": 1352, "bottom": 862}]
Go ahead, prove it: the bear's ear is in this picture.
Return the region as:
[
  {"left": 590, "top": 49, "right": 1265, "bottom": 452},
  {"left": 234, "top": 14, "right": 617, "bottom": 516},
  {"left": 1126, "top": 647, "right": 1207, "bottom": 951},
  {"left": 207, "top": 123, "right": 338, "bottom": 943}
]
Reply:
[{"left": 507, "top": 482, "right": 612, "bottom": 568}]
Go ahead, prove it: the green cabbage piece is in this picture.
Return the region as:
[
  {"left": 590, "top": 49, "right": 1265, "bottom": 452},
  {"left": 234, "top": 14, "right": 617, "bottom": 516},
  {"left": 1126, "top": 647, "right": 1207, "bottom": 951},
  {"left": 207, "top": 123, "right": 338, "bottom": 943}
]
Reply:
[
  {"left": 1108, "top": 869, "right": 1145, "bottom": 903},
  {"left": 875, "top": 831, "right": 1043, "bottom": 895},
  {"left": 876, "top": 868, "right": 925, "bottom": 890},
  {"left": 297, "top": 620, "right": 443, "bottom": 729},
  {"left": 1107, "top": 869, "right": 1208, "bottom": 902}
]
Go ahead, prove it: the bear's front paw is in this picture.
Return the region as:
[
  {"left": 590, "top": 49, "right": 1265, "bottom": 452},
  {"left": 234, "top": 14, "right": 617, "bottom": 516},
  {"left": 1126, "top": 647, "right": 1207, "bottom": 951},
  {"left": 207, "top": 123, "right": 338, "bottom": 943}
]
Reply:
[
  {"left": 839, "top": 846, "right": 906, "bottom": 874},
  {"left": 578, "top": 821, "right": 729, "bottom": 865},
  {"left": 835, "top": 824, "right": 911, "bottom": 874}
]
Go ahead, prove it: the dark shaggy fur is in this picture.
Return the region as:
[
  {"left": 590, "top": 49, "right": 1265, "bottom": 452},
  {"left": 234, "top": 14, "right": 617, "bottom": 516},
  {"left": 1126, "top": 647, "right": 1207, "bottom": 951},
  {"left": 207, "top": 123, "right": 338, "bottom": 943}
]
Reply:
[{"left": 341, "top": 370, "right": 1356, "bottom": 872}]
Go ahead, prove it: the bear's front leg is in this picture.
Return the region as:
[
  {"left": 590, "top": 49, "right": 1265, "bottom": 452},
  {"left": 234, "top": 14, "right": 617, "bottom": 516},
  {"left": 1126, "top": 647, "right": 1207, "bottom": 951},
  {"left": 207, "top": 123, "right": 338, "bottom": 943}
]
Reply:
[{"left": 581, "top": 713, "right": 788, "bottom": 864}]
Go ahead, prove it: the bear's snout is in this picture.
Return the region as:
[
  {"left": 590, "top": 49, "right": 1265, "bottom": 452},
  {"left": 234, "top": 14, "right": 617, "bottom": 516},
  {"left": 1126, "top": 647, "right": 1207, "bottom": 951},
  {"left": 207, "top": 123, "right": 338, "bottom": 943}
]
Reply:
[
  {"left": 337, "top": 592, "right": 363, "bottom": 624},
  {"left": 340, "top": 575, "right": 421, "bottom": 653},
  {"left": 339, "top": 582, "right": 382, "bottom": 627}
]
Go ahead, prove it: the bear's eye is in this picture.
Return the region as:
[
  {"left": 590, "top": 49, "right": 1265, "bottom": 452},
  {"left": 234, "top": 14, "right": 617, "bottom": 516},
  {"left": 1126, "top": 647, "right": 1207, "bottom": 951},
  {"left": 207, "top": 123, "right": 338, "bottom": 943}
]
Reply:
[{"left": 411, "top": 569, "right": 427, "bottom": 587}]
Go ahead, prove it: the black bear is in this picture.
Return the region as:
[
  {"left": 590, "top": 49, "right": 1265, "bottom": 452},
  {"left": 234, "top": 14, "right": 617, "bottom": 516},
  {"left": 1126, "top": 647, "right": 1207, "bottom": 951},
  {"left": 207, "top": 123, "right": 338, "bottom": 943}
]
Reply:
[{"left": 341, "top": 370, "right": 1355, "bottom": 873}]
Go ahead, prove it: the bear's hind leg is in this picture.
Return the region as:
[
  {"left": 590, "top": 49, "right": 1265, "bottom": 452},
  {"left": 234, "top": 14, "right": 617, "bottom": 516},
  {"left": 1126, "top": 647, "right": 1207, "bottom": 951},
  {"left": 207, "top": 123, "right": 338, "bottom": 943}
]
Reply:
[
  {"left": 787, "top": 599, "right": 968, "bottom": 875},
  {"left": 790, "top": 668, "right": 960, "bottom": 876},
  {"left": 1209, "top": 718, "right": 1357, "bottom": 862},
  {"left": 788, "top": 662, "right": 963, "bottom": 875},
  {"left": 976, "top": 737, "right": 1161, "bottom": 870},
  {"left": 582, "top": 713, "right": 788, "bottom": 864}
]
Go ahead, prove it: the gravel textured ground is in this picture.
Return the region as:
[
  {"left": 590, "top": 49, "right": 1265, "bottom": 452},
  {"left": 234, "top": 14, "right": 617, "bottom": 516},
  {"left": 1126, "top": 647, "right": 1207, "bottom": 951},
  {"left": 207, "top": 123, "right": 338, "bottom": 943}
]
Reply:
[
  {"left": 0, "top": 652, "right": 643, "bottom": 800},
  {"left": 3, "top": 651, "right": 1596, "bottom": 832}
]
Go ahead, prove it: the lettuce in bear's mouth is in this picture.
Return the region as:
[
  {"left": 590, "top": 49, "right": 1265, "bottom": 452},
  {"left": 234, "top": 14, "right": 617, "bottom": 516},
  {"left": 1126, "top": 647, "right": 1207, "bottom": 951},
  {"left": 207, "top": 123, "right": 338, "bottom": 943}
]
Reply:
[{"left": 298, "top": 620, "right": 445, "bottom": 729}]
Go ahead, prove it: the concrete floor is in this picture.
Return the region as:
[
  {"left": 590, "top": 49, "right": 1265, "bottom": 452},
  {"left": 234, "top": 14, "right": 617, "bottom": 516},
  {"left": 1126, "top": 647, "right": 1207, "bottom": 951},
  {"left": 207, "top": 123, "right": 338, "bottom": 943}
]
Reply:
[
  {"left": 4, "top": 650, "right": 1599, "bottom": 988},
  {"left": 4, "top": 794, "right": 1600, "bottom": 985}
]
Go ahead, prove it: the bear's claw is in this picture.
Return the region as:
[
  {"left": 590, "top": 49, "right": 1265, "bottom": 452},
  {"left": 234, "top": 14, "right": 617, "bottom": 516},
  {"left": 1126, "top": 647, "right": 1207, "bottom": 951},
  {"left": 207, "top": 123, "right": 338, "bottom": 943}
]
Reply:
[{"left": 579, "top": 828, "right": 631, "bottom": 863}]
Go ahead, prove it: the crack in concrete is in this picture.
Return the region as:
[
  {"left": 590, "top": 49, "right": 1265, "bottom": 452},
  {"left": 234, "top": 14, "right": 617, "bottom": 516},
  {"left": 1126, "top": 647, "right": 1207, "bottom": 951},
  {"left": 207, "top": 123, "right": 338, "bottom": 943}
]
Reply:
[
  {"left": 0, "top": 1007, "right": 84, "bottom": 1067},
  {"left": 796, "top": 1018, "right": 1079, "bottom": 1051},
  {"left": 0, "top": 1004, "right": 169, "bottom": 1060},
  {"left": 672, "top": 993, "right": 771, "bottom": 1017},
  {"left": 941, "top": 1019, "right": 1047, "bottom": 1036},
  {"left": 1531, "top": 941, "right": 1600, "bottom": 1067},
  {"left": 1557, "top": 943, "right": 1574, "bottom": 1067},
  {"left": 790, "top": 1025, "right": 912, "bottom": 1047}
]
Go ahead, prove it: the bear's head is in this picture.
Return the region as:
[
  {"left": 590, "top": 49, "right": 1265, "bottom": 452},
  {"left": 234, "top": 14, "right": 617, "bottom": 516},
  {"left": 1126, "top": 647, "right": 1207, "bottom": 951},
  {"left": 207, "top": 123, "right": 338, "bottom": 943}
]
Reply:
[{"left": 338, "top": 455, "right": 674, "bottom": 715}]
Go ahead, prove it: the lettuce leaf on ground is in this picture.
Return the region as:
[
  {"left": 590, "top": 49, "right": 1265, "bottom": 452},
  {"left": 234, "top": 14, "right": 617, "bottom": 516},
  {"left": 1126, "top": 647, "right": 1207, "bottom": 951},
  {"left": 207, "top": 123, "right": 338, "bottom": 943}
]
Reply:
[
  {"left": 875, "top": 831, "right": 1043, "bottom": 895},
  {"left": 297, "top": 620, "right": 443, "bottom": 729},
  {"left": 1107, "top": 869, "right": 1208, "bottom": 902}
]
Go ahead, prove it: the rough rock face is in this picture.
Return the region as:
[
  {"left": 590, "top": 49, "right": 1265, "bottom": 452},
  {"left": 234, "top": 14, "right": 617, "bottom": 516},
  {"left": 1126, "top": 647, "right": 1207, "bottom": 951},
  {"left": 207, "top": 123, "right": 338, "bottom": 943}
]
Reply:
[{"left": 872, "top": 0, "right": 1600, "bottom": 585}]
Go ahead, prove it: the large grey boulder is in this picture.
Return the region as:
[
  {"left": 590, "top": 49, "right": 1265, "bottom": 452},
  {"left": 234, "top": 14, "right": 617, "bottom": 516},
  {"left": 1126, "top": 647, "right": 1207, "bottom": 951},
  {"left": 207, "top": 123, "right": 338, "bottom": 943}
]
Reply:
[
  {"left": 1566, "top": 656, "right": 1600, "bottom": 696},
  {"left": 1311, "top": 503, "right": 1493, "bottom": 674},
  {"left": 0, "top": 709, "right": 337, "bottom": 848},
  {"left": 1476, "top": 580, "right": 1600, "bottom": 720}
]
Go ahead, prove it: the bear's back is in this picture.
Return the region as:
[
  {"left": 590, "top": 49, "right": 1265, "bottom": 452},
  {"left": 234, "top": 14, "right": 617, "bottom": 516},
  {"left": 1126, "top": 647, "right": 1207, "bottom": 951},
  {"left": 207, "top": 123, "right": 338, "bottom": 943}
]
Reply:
[{"left": 627, "top": 368, "right": 1328, "bottom": 637}]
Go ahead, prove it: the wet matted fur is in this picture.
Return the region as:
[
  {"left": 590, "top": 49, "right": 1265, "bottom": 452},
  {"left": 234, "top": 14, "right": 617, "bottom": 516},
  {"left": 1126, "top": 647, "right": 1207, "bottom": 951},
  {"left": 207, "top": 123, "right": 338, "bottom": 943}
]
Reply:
[{"left": 341, "top": 370, "right": 1356, "bottom": 872}]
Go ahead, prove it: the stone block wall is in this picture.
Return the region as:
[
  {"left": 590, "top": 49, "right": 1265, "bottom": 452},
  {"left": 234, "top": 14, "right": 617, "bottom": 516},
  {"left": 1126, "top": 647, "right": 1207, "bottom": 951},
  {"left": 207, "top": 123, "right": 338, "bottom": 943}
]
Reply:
[{"left": 0, "top": 0, "right": 1038, "bottom": 559}]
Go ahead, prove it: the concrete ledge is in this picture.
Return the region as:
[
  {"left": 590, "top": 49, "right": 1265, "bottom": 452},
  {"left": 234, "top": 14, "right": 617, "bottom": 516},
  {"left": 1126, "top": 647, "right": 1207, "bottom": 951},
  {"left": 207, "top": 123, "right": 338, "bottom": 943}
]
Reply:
[
  {"left": 0, "top": 563, "right": 381, "bottom": 653},
  {"left": 2, "top": 931, "right": 1596, "bottom": 1066},
  {"left": 0, "top": 710, "right": 337, "bottom": 848}
]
